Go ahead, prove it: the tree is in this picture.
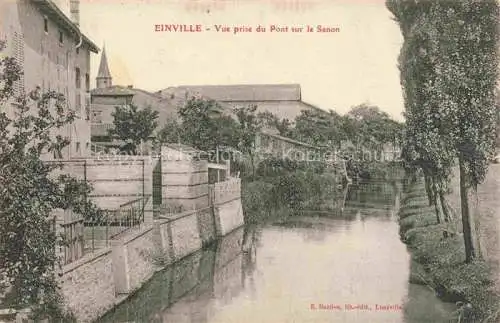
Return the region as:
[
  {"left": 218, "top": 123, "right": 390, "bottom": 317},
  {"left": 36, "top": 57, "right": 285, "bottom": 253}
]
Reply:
[
  {"left": 346, "top": 103, "right": 400, "bottom": 150},
  {"left": 291, "top": 109, "right": 343, "bottom": 147},
  {"left": 108, "top": 104, "right": 159, "bottom": 155},
  {"left": 388, "top": 0, "right": 499, "bottom": 262},
  {"left": 234, "top": 105, "right": 263, "bottom": 178},
  {"left": 0, "top": 42, "right": 102, "bottom": 319},
  {"left": 177, "top": 97, "right": 238, "bottom": 152},
  {"left": 256, "top": 111, "right": 292, "bottom": 137},
  {"left": 156, "top": 118, "right": 183, "bottom": 144}
]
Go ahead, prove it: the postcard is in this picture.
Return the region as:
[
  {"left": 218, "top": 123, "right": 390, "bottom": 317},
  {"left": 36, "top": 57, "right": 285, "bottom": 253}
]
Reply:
[{"left": 0, "top": 0, "right": 498, "bottom": 322}]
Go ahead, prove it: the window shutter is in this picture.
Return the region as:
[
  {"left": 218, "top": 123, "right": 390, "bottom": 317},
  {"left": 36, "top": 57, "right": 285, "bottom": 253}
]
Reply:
[{"left": 12, "top": 31, "right": 24, "bottom": 95}]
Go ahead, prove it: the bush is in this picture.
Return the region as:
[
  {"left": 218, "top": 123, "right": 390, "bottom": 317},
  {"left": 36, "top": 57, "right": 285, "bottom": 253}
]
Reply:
[
  {"left": 241, "top": 181, "right": 275, "bottom": 223},
  {"left": 272, "top": 172, "right": 308, "bottom": 209}
]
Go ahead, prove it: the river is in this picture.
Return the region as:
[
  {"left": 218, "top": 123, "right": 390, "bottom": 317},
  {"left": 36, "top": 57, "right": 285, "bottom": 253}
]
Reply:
[{"left": 97, "top": 181, "right": 457, "bottom": 323}]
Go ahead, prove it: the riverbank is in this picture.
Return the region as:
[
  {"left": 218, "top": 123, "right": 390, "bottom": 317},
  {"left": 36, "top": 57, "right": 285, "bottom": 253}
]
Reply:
[
  {"left": 398, "top": 179, "right": 499, "bottom": 322},
  {"left": 240, "top": 170, "right": 343, "bottom": 224},
  {"left": 447, "top": 164, "right": 500, "bottom": 296}
]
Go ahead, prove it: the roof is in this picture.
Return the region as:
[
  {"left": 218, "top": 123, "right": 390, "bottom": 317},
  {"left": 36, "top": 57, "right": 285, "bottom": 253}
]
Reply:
[
  {"left": 260, "top": 132, "right": 321, "bottom": 150},
  {"left": 33, "top": 0, "right": 99, "bottom": 53},
  {"left": 91, "top": 86, "right": 135, "bottom": 96},
  {"left": 167, "top": 84, "right": 302, "bottom": 102},
  {"left": 157, "top": 87, "right": 234, "bottom": 115},
  {"left": 97, "top": 46, "right": 111, "bottom": 79}
]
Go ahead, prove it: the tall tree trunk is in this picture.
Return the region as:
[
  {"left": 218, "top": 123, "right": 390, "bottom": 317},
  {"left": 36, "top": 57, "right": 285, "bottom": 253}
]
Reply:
[
  {"left": 430, "top": 177, "right": 443, "bottom": 225},
  {"left": 459, "top": 158, "right": 477, "bottom": 263},
  {"left": 439, "top": 192, "right": 453, "bottom": 223},
  {"left": 249, "top": 152, "right": 255, "bottom": 180},
  {"left": 423, "top": 172, "right": 433, "bottom": 207}
]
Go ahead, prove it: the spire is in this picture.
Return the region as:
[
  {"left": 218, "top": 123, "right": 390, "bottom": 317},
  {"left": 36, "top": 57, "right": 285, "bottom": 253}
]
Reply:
[{"left": 96, "top": 44, "right": 112, "bottom": 88}]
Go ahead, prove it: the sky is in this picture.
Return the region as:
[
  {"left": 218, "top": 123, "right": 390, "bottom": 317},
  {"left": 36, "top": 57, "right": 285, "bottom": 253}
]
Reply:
[{"left": 65, "top": 0, "right": 405, "bottom": 120}]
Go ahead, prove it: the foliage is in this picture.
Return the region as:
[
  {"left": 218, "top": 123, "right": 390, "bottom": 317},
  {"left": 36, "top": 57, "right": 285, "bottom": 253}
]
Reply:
[
  {"left": 233, "top": 105, "right": 263, "bottom": 177},
  {"left": 176, "top": 97, "right": 238, "bottom": 151},
  {"left": 255, "top": 157, "right": 302, "bottom": 178},
  {"left": 345, "top": 103, "right": 403, "bottom": 150},
  {"left": 0, "top": 41, "right": 102, "bottom": 318},
  {"left": 388, "top": 0, "right": 500, "bottom": 261},
  {"left": 290, "top": 109, "right": 344, "bottom": 147},
  {"left": 241, "top": 181, "right": 276, "bottom": 223},
  {"left": 108, "top": 104, "right": 159, "bottom": 154},
  {"left": 156, "top": 118, "right": 183, "bottom": 144},
  {"left": 257, "top": 111, "right": 292, "bottom": 137}
]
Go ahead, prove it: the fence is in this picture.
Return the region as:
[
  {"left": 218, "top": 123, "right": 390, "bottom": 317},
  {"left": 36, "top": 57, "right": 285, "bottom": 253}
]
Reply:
[
  {"left": 84, "top": 196, "right": 149, "bottom": 254},
  {"left": 59, "top": 217, "right": 85, "bottom": 265},
  {"left": 49, "top": 158, "right": 152, "bottom": 265},
  {"left": 57, "top": 197, "right": 150, "bottom": 265}
]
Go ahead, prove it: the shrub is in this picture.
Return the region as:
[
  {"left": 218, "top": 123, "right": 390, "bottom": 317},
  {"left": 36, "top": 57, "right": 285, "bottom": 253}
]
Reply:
[{"left": 241, "top": 181, "right": 275, "bottom": 222}]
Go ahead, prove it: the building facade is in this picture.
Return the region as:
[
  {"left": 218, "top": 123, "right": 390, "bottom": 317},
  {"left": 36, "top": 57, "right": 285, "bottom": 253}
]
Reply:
[
  {"left": 157, "top": 84, "right": 327, "bottom": 122},
  {"left": 90, "top": 48, "right": 178, "bottom": 146},
  {"left": 0, "top": 0, "right": 99, "bottom": 158}
]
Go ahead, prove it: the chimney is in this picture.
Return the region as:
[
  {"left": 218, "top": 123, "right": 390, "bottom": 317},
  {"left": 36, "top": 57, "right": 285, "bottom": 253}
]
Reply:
[{"left": 70, "top": 0, "right": 80, "bottom": 26}]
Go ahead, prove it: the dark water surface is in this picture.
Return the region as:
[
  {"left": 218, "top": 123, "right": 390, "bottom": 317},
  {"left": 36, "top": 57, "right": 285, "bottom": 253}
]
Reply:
[{"left": 98, "top": 181, "right": 456, "bottom": 323}]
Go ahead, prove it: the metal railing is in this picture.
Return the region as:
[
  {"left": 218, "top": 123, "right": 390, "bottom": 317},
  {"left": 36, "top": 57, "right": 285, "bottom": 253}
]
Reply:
[{"left": 83, "top": 197, "right": 149, "bottom": 254}]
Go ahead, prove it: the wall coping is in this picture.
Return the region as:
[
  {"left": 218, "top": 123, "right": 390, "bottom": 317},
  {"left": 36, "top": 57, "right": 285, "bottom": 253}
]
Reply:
[
  {"left": 61, "top": 247, "right": 112, "bottom": 275},
  {"left": 156, "top": 206, "right": 212, "bottom": 224},
  {"left": 114, "top": 224, "right": 155, "bottom": 246},
  {"left": 214, "top": 196, "right": 241, "bottom": 206}
]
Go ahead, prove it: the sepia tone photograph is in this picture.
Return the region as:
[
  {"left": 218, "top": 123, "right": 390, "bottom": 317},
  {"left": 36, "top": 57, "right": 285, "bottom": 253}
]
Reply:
[{"left": 0, "top": 0, "right": 499, "bottom": 322}]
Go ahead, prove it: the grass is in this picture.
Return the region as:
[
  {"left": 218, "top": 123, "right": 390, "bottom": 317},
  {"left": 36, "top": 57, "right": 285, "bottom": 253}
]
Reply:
[{"left": 399, "top": 179, "right": 499, "bottom": 322}]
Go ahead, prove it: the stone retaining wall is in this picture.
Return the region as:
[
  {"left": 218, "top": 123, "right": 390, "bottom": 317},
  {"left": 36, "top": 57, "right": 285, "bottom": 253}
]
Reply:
[
  {"left": 59, "top": 248, "right": 116, "bottom": 323},
  {"left": 213, "top": 198, "right": 245, "bottom": 236},
  {"left": 60, "top": 173, "right": 243, "bottom": 322}
]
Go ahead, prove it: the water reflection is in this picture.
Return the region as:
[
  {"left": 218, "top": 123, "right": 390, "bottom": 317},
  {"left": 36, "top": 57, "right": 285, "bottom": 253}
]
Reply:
[{"left": 98, "top": 181, "right": 455, "bottom": 323}]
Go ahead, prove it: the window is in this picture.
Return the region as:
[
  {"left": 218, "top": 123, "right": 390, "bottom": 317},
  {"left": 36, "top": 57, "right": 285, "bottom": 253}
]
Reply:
[
  {"left": 75, "top": 67, "right": 81, "bottom": 89},
  {"left": 75, "top": 92, "right": 81, "bottom": 116},
  {"left": 53, "top": 147, "right": 62, "bottom": 159},
  {"left": 43, "top": 17, "right": 48, "bottom": 33},
  {"left": 92, "top": 111, "right": 102, "bottom": 123},
  {"left": 85, "top": 96, "right": 90, "bottom": 120},
  {"left": 12, "top": 32, "right": 25, "bottom": 96},
  {"left": 85, "top": 73, "right": 90, "bottom": 92},
  {"left": 59, "top": 30, "right": 63, "bottom": 44},
  {"left": 76, "top": 142, "right": 80, "bottom": 154}
]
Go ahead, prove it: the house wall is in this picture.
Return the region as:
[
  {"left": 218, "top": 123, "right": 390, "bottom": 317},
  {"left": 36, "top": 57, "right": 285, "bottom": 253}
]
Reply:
[
  {"left": 131, "top": 89, "right": 178, "bottom": 125},
  {"left": 0, "top": 0, "right": 94, "bottom": 158},
  {"left": 223, "top": 100, "right": 316, "bottom": 121}
]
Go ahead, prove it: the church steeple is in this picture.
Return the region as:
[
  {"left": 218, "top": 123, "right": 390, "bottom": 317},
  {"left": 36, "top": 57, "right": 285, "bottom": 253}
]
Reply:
[{"left": 96, "top": 45, "right": 112, "bottom": 88}]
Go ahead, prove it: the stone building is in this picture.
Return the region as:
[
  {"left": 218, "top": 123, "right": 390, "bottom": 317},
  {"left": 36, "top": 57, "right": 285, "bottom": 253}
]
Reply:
[
  {"left": 157, "top": 84, "right": 326, "bottom": 122},
  {"left": 90, "top": 47, "right": 178, "bottom": 147},
  {"left": 0, "top": 0, "right": 99, "bottom": 158}
]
